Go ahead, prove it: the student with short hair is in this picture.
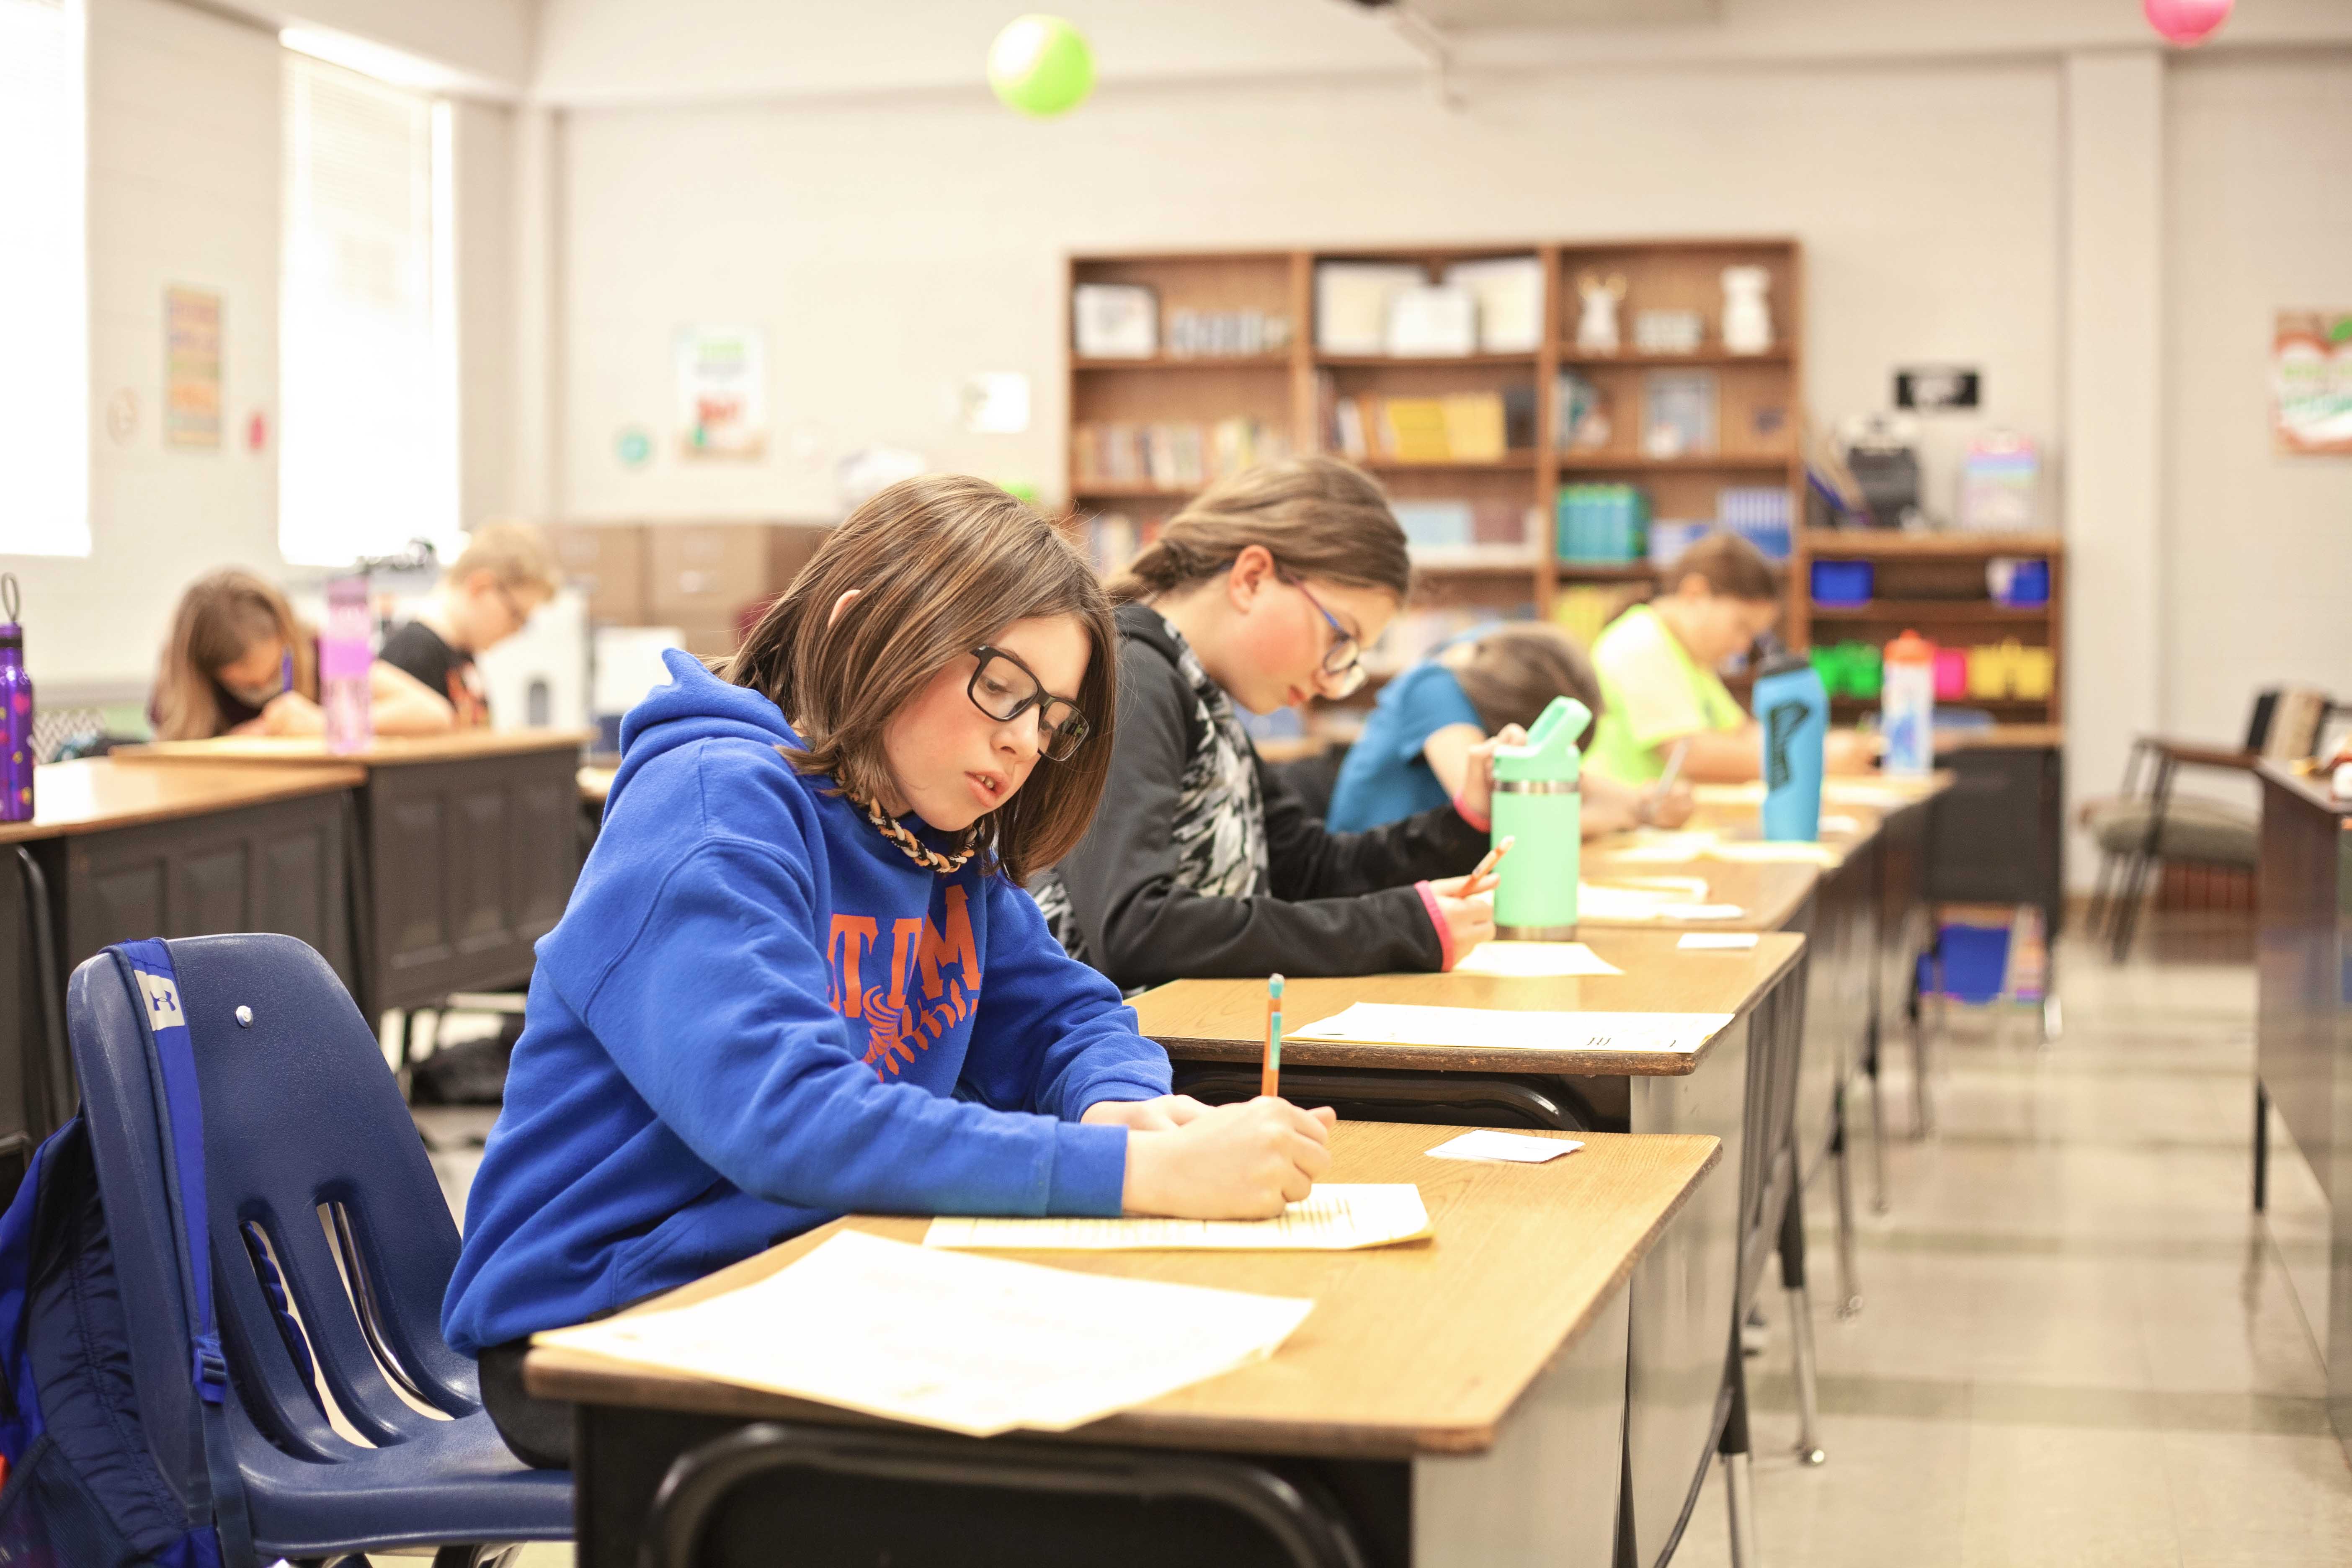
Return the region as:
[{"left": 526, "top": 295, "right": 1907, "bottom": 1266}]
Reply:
[
  {"left": 1324, "top": 620, "right": 1695, "bottom": 835},
  {"left": 1586, "top": 531, "right": 1874, "bottom": 785},
  {"left": 443, "top": 475, "right": 1333, "bottom": 1469},
  {"left": 378, "top": 520, "right": 564, "bottom": 728},
  {"left": 150, "top": 568, "right": 455, "bottom": 741},
  {"left": 1031, "top": 456, "right": 1504, "bottom": 993}
]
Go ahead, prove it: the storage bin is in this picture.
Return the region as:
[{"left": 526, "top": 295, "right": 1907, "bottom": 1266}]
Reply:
[
  {"left": 1987, "top": 557, "right": 2051, "bottom": 607},
  {"left": 1967, "top": 644, "right": 2011, "bottom": 699},
  {"left": 1809, "top": 559, "right": 1873, "bottom": 607},
  {"left": 1932, "top": 647, "right": 1969, "bottom": 701},
  {"left": 2010, "top": 645, "right": 2054, "bottom": 700}
]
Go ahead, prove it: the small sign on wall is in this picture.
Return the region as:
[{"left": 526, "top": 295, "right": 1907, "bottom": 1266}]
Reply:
[
  {"left": 1894, "top": 366, "right": 1980, "bottom": 412},
  {"left": 164, "top": 286, "right": 222, "bottom": 449},
  {"left": 2272, "top": 311, "right": 2352, "bottom": 456},
  {"left": 676, "top": 325, "right": 768, "bottom": 459}
]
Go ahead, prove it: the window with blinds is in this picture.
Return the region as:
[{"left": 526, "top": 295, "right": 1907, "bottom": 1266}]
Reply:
[
  {"left": 0, "top": 0, "right": 90, "bottom": 557},
  {"left": 280, "top": 53, "right": 456, "bottom": 567}
]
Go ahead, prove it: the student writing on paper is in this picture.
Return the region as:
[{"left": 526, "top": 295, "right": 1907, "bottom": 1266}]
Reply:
[
  {"left": 1030, "top": 458, "right": 1504, "bottom": 988},
  {"left": 1584, "top": 532, "right": 1875, "bottom": 785},
  {"left": 149, "top": 568, "right": 456, "bottom": 740},
  {"left": 377, "top": 521, "right": 562, "bottom": 729},
  {"left": 1323, "top": 620, "right": 1693, "bottom": 836},
  {"left": 442, "top": 480, "right": 1335, "bottom": 1469}
]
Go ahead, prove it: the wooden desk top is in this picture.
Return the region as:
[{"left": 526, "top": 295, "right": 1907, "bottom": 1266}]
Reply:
[
  {"left": 579, "top": 765, "right": 616, "bottom": 804},
  {"left": 1577, "top": 857, "right": 1818, "bottom": 933},
  {"left": 1935, "top": 724, "right": 2062, "bottom": 753},
  {"left": 0, "top": 757, "right": 366, "bottom": 843},
  {"left": 1132, "top": 930, "right": 1805, "bottom": 1076},
  {"left": 2257, "top": 759, "right": 2352, "bottom": 819},
  {"left": 115, "top": 729, "right": 593, "bottom": 769},
  {"left": 526, "top": 1120, "right": 1721, "bottom": 1460}
]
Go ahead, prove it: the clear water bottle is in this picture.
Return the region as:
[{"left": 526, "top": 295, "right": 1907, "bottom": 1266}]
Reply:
[
  {"left": 1880, "top": 629, "right": 1936, "bottom": 778},
  {"left": 320, "top": 575, "right": 374, "bottom": 755},
  {"left": 0, "top": 575, "right": 32, "bottom": 823}
]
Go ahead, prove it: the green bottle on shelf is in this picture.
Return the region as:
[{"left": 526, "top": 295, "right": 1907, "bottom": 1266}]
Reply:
[{"left": 1490, "top": 695, "right": 1591, "bottom": 940}]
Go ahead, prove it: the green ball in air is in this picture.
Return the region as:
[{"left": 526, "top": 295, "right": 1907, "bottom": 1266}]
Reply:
[{"left": 988, "top": 15, "right": 1094, "bottom": 118}]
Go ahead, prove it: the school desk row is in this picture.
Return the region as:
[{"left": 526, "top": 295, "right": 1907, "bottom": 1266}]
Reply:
[
  {"left": 0, "top": 731, "right": 590, "bottom": 1192},
  {"left": 533, "top": 776, "right": 1953, "bottom": 1568}
]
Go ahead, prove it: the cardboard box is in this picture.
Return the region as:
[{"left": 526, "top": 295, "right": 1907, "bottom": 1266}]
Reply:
[
  {"left": 674, "top": 615, "right": 742, "bottom": 663},
  {"left": 546, "top": 524, "right": 647, "bottom": 626},
  {"left": 648, "top": 524, "right": 772, "bottom": 623}
]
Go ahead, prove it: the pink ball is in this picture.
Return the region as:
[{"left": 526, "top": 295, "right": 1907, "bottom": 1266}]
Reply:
[{"left": 2143, "top": 0, "right": 2231, "bottom": 45}]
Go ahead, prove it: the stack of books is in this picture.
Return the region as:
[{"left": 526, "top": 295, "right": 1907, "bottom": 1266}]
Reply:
[
  {"left": 1718, "top": 486, "right": 1792, "bottom": 560},
  {"left": 1072, "top": 418, "right": 1292, "bottom": 491},
  {"left": 1327, "top": 390, "right": 1529, "bottom": 464},
  {"left": 1556, "top": 484, "right": 1650, "bottom": 564}
]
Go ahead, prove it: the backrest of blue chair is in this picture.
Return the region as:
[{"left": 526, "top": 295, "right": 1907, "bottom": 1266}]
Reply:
[
  {"left": 64, "top": 950, "right": 210, "bottom": 1511},
  {"left": 157, "top": 935, "right": 480, "bottom": 1458}
]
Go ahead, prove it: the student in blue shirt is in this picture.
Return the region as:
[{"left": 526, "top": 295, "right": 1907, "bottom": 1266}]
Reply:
[
  {"left": 444, "top": 476, "right": 1334, "bottom": 1468},
  {"left": 1325, "top": 621, "right": 1693, "bottom": 834}
]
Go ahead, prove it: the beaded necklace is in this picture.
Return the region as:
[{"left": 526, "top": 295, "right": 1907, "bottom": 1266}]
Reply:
[{"left": 848, "top": 789, "right": 979, "bottom": 874}]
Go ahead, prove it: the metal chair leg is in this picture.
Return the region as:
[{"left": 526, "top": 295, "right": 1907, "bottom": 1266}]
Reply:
[
  {"left": 2254, "top": 1081, "right": 2269, "bottom": 1213},
  {"left": 1833, "top": 1095, "right": 1863, "bottom": 1318},
  {"left": 1867, "top": 1035, "right": 1890, "bottom": 1215}
]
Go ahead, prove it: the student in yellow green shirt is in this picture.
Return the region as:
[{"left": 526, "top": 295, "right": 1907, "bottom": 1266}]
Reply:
[{"left": 1587, "top": 531, "right": 1875, "bottom": 785}]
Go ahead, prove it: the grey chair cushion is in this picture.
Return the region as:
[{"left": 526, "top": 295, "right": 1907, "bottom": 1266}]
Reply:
[{"left": 2084, "top": 795, "right": 2259, "bottom": 868}]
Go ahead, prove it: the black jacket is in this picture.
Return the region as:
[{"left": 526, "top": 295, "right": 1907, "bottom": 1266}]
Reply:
[{"left": 1037, "top": 604, "right": 1487, "bottom": 990}]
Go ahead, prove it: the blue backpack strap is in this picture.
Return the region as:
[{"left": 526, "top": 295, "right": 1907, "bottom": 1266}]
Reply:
[{"left": 114, "top": 940, "right": 257, "bottom": 1568}]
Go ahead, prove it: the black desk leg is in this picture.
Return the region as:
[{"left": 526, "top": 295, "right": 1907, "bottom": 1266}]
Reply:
[
  {"left": 1865, "top": 1019, "right": 1890, "bottom": 1214},
  {"left": 16, "top": 848, "right": 70, "bottom": 1130},
  {"left": 2253, "top": 1081, "right": 2269, "bottom": 1214},
  {"left": 1832, "top": 1090, "right": 1862, "bottom": 1320},
  {"left": 1779, "top": 1146, "right": 1826, "bottom": 1466}
]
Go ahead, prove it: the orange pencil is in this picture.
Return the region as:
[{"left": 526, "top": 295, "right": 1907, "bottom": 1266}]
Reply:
[
  {"left": 1261, "top": 973, "right": 1285, "bottom": 1099},
  {"left": 1465, "top": 835, "right": 1516, "bottom": 897}
]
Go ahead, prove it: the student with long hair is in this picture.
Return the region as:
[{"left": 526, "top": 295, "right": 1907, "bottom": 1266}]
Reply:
[
  {"left": 1324, "top": 620, "right": 1696, "bottom": 834},
  {"left": 443, "top": 476, "right": 1333, "bottom": 1468},
  {"left": 1032, "top": 456, "right": 1503, "bottom": 993},
  {"left": 150, "top": 569, "right": 456, "bottom": 740}
]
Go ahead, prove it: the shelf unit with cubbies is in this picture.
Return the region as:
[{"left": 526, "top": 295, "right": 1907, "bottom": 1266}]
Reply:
[
  {"left": 1799, "top": 529, "right": 2066, "bottom": 727},
  {"left": 1065, "top": 239, "right": 1813, "bottom": 740}
]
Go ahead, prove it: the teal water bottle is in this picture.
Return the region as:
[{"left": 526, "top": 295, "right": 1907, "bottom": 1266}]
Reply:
[
  {"left": 1756, "top": 651, "right": 1828, "bottom": 841},
  {"left": 1490, "top": 695, "right": 1591, "bottom": 940}
]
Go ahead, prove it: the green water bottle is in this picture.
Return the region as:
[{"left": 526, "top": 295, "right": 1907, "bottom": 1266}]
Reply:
[{"left": 1490, "top": 695, "right": 1591, "bottom": 940}]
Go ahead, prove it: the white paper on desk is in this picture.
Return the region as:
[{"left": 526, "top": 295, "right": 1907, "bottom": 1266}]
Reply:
[
  {"left": 1578, "top": 878, "right": 1717, "bottom": 921},
  {"left": 1679, "top": 932, "right": 1761, "bottom": 951},
  {"left": 1704, "top": 841, "right": 1841, "bottom": 867},
  {"left": 533, "top": 1230, "right": 1313, "bottom": 1438},
  {"left": 1289, "top": 1002, "right": 1733, "bottom": 1055},
  {"left": 1819, "top": 813, "right": 1864, "bottom": 834},
  {"left": 1654, "top": 903, "right": 1747, "bottom": 921},
  {"left": 1605, "top": 831, "right": 1721, "bottom": 863},
  {"left": 1454, "top": 941, "right": 1622, "bottom": 977},
  {"left": 1427, "top": 1130, "right": 1583, "bottom": 1163},
  {"left": 1693, "top": 782, "right": 1767, "bottom": 805},
  {"left": 927, "top": 1184, "right": 1431, "bottom": 1252}
]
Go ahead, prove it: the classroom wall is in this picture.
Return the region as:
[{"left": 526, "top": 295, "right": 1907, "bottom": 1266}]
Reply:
[
  {"left": 2162, "top": 52, "right": 2352, "bottom": 765},
  {"left": 62, "top": 0, "right": 288, "bottom": 700},
  {"left": 455, "top": 99, "right": 520, "bottom": 526},
  {"left": 556, "top": 59, "right": 2063, "bottom": 529}
]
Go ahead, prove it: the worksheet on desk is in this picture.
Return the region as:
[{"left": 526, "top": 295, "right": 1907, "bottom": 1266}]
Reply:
[
  {"left": 1453, "top": 940, "right": 1623, "bottom": 977},
  {"left": 1703, "top": 840, "right": 1841, "bottom": 866},
  {"left": 926, "top": 1184, "right": 1432, "bottom": 1252},
  {"left": 1288, "top": 1002, "right": 1733, "bottom": 1055},
  {"left": 534, "top": 1230, "right": 1315, "bottom": 1438}
]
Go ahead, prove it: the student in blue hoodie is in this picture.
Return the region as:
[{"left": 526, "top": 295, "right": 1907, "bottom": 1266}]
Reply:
[{"left": 444, "top": 476, "right": 1336, "bottom": 1468}]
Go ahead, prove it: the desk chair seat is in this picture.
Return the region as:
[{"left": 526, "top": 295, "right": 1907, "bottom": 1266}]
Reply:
[
  {"left": 2082, "top": 795, "right": 2258, "bottom": 869},
  {"left": 67, "top": 934, "right": 571, "bottom": 1564}
]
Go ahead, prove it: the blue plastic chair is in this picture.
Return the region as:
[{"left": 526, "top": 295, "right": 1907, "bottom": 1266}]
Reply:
[{"left": 67, "top": 933, "right": 572, "bottom": 1565}]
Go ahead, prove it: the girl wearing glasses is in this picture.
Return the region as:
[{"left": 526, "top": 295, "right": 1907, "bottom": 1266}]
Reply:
[
  {"left": 445, "top": 475, "right": 1333, "bottom": 1469},
  {"left": 1032, "top": 456, "right": 1503, "bottom": 991}
]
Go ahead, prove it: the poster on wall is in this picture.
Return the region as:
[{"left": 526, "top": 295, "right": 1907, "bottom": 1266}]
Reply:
[
  {"left": 163, "top": 286, "right": 222, "bottom": 449},
  {"left": 2272, "top": 310, "right": 2352, "bottom": 456},
  {"left": 676, "top": 325, "right": 768, "bottom": 459}
]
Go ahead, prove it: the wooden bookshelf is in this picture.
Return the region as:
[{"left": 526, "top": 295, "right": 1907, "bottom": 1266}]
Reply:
[
  {"left": 1797, "top": 529, "right": 2066, "bottom": 726},
  {"left": 1066, "top": 238, "right": 1805, "bottom": 632}
]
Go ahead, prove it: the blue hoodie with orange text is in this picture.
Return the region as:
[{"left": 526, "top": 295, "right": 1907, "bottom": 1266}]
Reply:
[{"left": 442, "top": 650, "right": 1168, "bottom": 1355}]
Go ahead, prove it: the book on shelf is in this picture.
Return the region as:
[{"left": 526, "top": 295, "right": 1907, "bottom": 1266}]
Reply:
[
  {"left": 1441, "top": 257, "right": 1545, "bottom": 354},
  {"left": 1073, "top": 283, "right": 1158, "bottom": 358},
  {"left": 1072, "top": 418, "right": 1291, "bottom": 490},
  {"left": 1314, "top": 261, "right": 1428, "bottom": 354},
  {"left": 1323, "top": 389, "right": 1525, "bottom": 464},
  {"left": 1164, "top": 308, "right": 1292, "bottom": 359}
]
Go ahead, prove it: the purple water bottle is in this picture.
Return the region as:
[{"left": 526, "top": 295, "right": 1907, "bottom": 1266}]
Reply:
[
  {"left": 0, "top": 575, "right": 33, "bottom": 823},
  {"left": 320, "top": 575, "right": 374, "bottom": 755}
]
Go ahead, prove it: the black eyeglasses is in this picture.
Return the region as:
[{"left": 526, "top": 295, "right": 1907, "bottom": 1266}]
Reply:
[
  {"left": 1277, "top": 571, "right": 1367, "bottom": 697},
  {"left": 968, "top": 646, "right": 1091, "bottom": 761}
]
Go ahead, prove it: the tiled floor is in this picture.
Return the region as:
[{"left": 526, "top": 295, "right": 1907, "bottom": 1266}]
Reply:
[
  {"left": 1674, "top": 933, "right": 2352, "bottom": 1568},
  {"left": 425, "top": 928, "right": 2349, "bottom": 1568}
]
